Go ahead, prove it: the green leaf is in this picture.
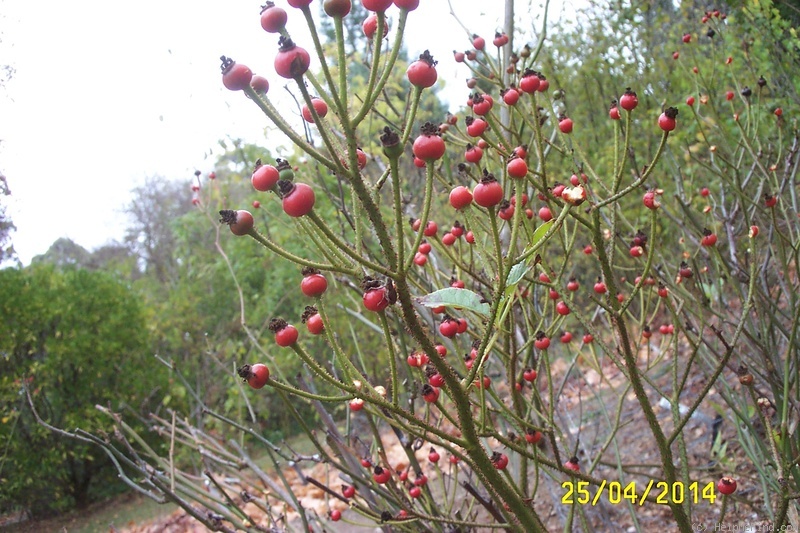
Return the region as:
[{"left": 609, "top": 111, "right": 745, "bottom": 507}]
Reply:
[
  {"left": 523, "top": 220, "right": 554, "bottom": 256},
  {"left": 505, "top": 264, "right": 530, "bottom": 295},
  {"left": 699, "top": 278, "right": 723, "bottom": 303},
  {"left": 417, "top": 288, "right": 490, "bottom": 316},
  {"left": 504, "top": 221, "right": 554, "bottom": 296}
]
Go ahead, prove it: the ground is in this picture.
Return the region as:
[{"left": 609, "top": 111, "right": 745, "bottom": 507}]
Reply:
[{"left": 2, "top": 342, "right": 780, "bottom": 532}]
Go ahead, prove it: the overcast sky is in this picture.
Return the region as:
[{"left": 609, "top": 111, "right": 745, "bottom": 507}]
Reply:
[{"left": 0, "top": 0, "right": 565, "bottom": 265}]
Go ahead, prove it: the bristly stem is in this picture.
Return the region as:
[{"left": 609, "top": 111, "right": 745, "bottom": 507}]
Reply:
[
  {"left": 400, "top": 86, "right": 424, "bottom": 147},
  {"left": 595, "top": 130, "right": 670, "bottom": 209},
  {"left": 334, "top": 15, "right": 348, "bottom": 117},
  {"left": 245, "top": 227, "right": 355, "bottom": 275},
  {"left": 299, "top": 5, "right": 342, "bottom": 112},
  {"left": 390, "top": 155, "right": 406, "bottom": 273},
  {"left": 354, "top": 10, "right": 408, "bottom": 125},
  {"left": 379, "top": 310, "right": 400, "bottom": 406},
  {"left": 306, "top": 210, "right": 395, "bottom": 277},
  {"left": 404, "top": 161, "right": 436, "bottom": 273},
  {"left": 242, "top": 85, "right": 337, "bottom": 172}
]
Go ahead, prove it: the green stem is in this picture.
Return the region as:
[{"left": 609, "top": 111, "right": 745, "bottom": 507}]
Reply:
[
  {"left": 334, "top": 16, "right": 348, "bottom": 116},
  {"left": 718, "top": 495, "right": 729, "bottom": 524},
  {"left": 290, "top": 343, "right": 353, "bottom": 390},
  {"left": 306, "top": 210, "right": 394, "bottom": 277},
  {"left": 503, "top": 185, "right": 526, "bottom": 279},
  {"left": 242, "top": 86, "right": 336, "bottom": 172},
  {"left": 295, "top": 81, "right": 348, "bottom": 174},
  {"left": 390, "top": 156, "right": 406, "bottom": 273},
  {"left": 774, "top": 496, "right": 791, "bottom": 529},
  {"left": 404, "top": 162, "right": 436, "bottom": 272},
  {"left": 268, "top": 378, "right": 353, "bottom": 402},
  {"left": 617, "top": 209, "right": 657, "bottom": 315},
  {"left": 299, "top": 5, "right": 342, "bottom": 111},
  {"left": 245, "top": 228, "right": 355, "bottom": 275},
  {"left": 526, "top": 92, "right": 549, "bottom": 187},
  {"left": 400, "top": 86, "right": 424, "bottom": 147},
  {"left": 513, "top": 205, "right": 571, "bottom": 265},
  {"left": 595, "top": 130, "right": 670, "bottom": 209},
  {"left": 315, "top": 300, "right": 360, "bottom": 385},
  {"left": 611, "top": 109, "right": 633, "bottom": 193},
  {"left": 591, "top": 210, "right": 691, "bottom": 530},
  {"left": 354, "top": 11, "right": 408, "bottom": 125},
  {"left": 392, "top": 275, "right": 546, "bottom": 531},
  {"left": 296, "top": 216, "right": 352, "bottom": 269},
  {"left": 378, "top": 311, "right": 400, "bottom": 406},
  {"left": 667, "top": 236, "right": 758, "bottom": 445}
]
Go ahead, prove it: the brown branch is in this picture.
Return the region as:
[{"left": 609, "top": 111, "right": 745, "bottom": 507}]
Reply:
[{"left": 461, "top": 481, "right": 507, "bottom": 524}]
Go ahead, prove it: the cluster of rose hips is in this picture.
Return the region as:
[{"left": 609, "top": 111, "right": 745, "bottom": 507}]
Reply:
[
  {"left": 235, "top": 266, "right": 333, "bottom": 391},
  {"left": 411, "top": 219, "right": 473, "bottom": 265},
  {"left": 208, "top": 1, "right": 767, "bottom": 526},
  {"left": 218, "top": 1, "right": 426, "bottom": 257},
  {"left": 332, "top": 445, "right": 464, "bottom": 517},
  {"left": 190, "top": 170, "right": 217, "bottom": 206},
  {"left": 672, "top": 8, "right": 727, "bottom": 55},
  {"left": 672, "top": 9, "right": 791, "bottom": 139}
]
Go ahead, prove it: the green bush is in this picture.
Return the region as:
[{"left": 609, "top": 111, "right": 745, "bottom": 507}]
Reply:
[{"left": 0, "top": 265, "right": 165, "bottom": 516}]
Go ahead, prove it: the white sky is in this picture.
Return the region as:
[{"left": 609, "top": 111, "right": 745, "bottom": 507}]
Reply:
[{"left": 0, "top": 0, "right": 568, "bottom": 265}]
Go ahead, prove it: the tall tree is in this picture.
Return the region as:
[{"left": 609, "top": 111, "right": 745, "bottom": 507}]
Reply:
[
  {"left": 0, "top": 265, "right": 164, "bottom": 516},
  {"left": 31, "top": 237, "right": 91, "bottom": 267},
  {"left": 125, "top": 176, "right": 193, "bottom": 284},
  {"left": 0, "top": 172, "right": 15, "bottom": 264},
  {"left": 33, "top": 238, "right": 141, "bottom": 279}
]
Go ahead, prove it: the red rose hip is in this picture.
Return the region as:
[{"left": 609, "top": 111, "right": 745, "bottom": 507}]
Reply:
[
  {"left": 717, "top": 476, "right": 736, "bottom": 495},
  {"left": 301, "top": 270, "right": 328, "bottom": 297},
  {"left": 301, "top": 98, "right": 329, "bottom": 123},
  {"left": 270, "top": 318, "right": 299, "bottom": 347},
  {"left": 412, "top": 122, "right": 446, "bottom": 161},
  {"left": 277, "top": 180, "right": 315, "bottom": 217},
  {"left": 407, "top": 50, "right": 438, "bottom": 88},
  {"left": 619, "top": 88, "right": 638, "bottom": 111},
  {"left": 473, "top": 174, "right": 503, "bottom": 208},
  {"left": 363, "top": 0, "right": 393, "bottom": 11},
  {"left": 220, "top": 56, "right": 253, "bottom": 91},
  {"left": 260, "top": 2, "right": 288, "bottom": 33},
  {"left": 237, "top": 363, "right": 270, "bottom": 389},
  {"left": 219, "top": 209, "right": 254, "bottom": 236},
  {"left": 252, "top": 162, "right": 280, "bottom": 191},
  {"left": 274, "top": 37, "right": 311, "bottom": 79},
  {"left": 658, "top": 106, "right": 678, "bottom": 131}
]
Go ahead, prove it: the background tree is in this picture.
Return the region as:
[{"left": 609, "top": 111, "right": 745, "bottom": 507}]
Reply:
[
  {"left": 125, "top": 176, "right": 194, "bottom": 285},
  {"left": 33, "top": 238, "right": 140, "bottom": 279},
  {"left": 0, "top": 265, "right": 165, "bottom": 516},
  {"left": 1, "top": 23, "right": 17, "bottom": 265},
  {"left": 0, "top": 172, "right": 16, "bottom": 264},
  {"left": 31, "top": 237, "right": 92, "bottom": 267}
]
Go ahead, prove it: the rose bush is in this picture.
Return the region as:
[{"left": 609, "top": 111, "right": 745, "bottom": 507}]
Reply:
[{"left": 29, "top": 0, "right": 799, "bottom": 531}]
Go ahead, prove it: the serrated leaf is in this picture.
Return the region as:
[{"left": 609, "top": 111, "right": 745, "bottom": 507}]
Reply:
[
  {"left": 505, "top": 263, "right": 529, "bottom": 296},
  {"left": 506, "top": 262, "right": 529, "bottom": 286},
  {"left": 504, "top": 221, "right": 554, "bottom": 296},
  {"left": 524, "top": 220, "right": 554, "bottom": 256},
  {"left": 417, "top": 288, "right": 490, "bottom": 316}
]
